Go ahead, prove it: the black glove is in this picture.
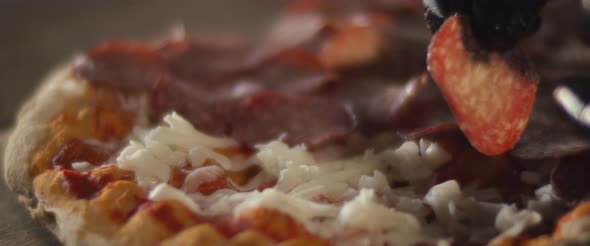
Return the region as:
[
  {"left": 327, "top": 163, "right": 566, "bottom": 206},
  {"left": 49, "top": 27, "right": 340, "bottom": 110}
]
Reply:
[{"left": 424, "top": 0, "right": 548, "bottom": 51}]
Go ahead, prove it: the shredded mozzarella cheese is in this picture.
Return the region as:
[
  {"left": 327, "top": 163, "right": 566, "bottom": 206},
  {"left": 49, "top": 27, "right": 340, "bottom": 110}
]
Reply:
[
  {"left": 182, "top": 166, "right": 226, "bottom": 193},
  {"left": 148, "top": 183, "right": 201, "bottom": 213},
  {"left": 495, "top": 205, "right": 541, "bottom": 234},
  {"left": 112, "top": 112, "right": 492, "bottom": 245},
  {"left": 147, "top": 112, "right": 237, "bottom": 150},
  {"left": 115, "top": 113, "right": 238, "bottom": 187},
  {"left": 71, "top": 161, "right": 95, "bottom": 172}
]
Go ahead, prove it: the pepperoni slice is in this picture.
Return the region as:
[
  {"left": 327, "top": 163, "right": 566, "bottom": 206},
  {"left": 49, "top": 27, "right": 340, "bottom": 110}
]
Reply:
[
  {"left": 74, "top": 41, "right": 163, "bottom": 91},
  {"left": 511, "top": 83, "right": 590, "bottom": 160},
  {"left": 74, "top": 19, "right": 423, "bottom": 149},
  {"left": 427, "top": 15, "right": 538, "bottom": 156},
  {"left": 231, "top": 91, "right": 354, "bottom": 148},
  {"left": 158, "top": 35, "right": 252, "bottom": 84},
  {"left": 320, "top": 24, "right": 384, "bottom": 69}
]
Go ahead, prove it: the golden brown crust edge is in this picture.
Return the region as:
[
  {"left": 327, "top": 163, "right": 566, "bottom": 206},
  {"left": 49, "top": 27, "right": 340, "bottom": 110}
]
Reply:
[
  {"left": 4, "top": 65, "right": 86, "bottom": 196},
  {"left": 2, "top": 65, "right": 98, "bottom": 245},
  {"left": 1, "top": 66, "right": 190, "bottom": 246}
]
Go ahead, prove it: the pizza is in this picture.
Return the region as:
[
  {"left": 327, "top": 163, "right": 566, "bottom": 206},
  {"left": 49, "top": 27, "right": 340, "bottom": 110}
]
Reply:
[{"left": 4, "top": 0, "right": 590, "bottom": 245}]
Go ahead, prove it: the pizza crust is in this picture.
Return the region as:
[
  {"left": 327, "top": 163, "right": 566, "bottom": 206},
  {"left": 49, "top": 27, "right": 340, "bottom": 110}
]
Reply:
[
  {"left": 2, "top": 68, "right": 187, "bottom": 246},
  {"left": 2, "top": 65, "right": 100, "bottom": 245},
  {"left": 4, "top": 65, "right": 87, "bottom": 196}
]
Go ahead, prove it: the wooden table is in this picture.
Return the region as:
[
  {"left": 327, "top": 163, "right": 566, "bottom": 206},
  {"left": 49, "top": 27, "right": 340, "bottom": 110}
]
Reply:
[{"left": 0, "top": 1, "right": 280, "bottom": 245}]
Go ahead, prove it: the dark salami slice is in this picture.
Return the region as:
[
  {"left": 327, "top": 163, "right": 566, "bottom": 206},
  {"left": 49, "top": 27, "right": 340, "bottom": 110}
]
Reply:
[
  {"left": 74, "top": 41, "right": 163, "bottom": 91},
  {"left": 152, "top": 82, "right": 355, "bottom": 148},
  {"left": 244, "top": 49, "right": 336, "bottom": 94},
  {"left": 398, "top": 123, "right": 459, "bottom": 141},
  {"left": 511, "top": 83, "right": 590, "bottom": 160},
  {"left": 150, "top": 79, "right": 235, "bottom": 137},
  {"left": 231, "top": 91, "right": 355, "bottom": 148},
  {"left": 158, "top": 35, "right": 253, "bottom": 85},
  {"left": 73, "top": 4, "right": 431, "bottom": 150}
]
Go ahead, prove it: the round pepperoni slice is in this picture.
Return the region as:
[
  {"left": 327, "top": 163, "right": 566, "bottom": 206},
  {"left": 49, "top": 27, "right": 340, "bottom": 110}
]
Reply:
[{"left": 427, "top": 15, "right": 538, "bottom": 156}]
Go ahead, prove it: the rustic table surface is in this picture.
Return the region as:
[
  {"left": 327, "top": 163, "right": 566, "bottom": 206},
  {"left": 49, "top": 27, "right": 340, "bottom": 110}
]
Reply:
[{"left": 0, "top": 1, "right": 280, "bottom": 245}]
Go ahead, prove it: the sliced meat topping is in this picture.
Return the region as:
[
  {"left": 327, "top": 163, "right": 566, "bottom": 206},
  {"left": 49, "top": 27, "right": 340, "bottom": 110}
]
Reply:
[
  {"left": 243, "top": 48, "right": 336, "bottom": 94},
  {"left": 315, "top": 73, "right": 445, "bottom": 135},
  {"left": 158, "top": 35, "right": 253, "bottom": 85},
  {"left": 75, "top": 26, "right": 429, "bottom": 149},
  {"left": 75, "top": 41, "right": 163, "bottom": 91},
  {"left": 511, "top": 83, "right": 590, "bottom": 160},
  {"left": 230, "top": 91, "right": 354, "bottom": 148},
  {"left": 150, "top": 81, "right": 355, "bottom": 148},
  {"left": 75, "top": 36, "right": 254, "bottom": 92},
  {"left": 257, "top": 0, "right": 428, "bottom": 75},
  {"left": 72, "top": 0, "right": 434, "bottom": 150},
  {"left": 428, "top": 15, "right": 538, "bottom": 156}
]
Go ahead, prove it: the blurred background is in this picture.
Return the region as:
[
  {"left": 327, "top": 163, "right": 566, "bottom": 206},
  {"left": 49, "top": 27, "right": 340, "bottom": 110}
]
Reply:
[
  {"left": 0, "top": 0, "right": 283, "bottom": 128},
  {"left": 0, "top": 1, "right": 282, "bottom": 245}
]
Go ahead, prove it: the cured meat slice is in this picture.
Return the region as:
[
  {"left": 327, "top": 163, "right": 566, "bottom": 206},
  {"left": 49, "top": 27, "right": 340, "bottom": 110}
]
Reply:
[
  {"left": 158, "top": 35, "right": 253, "bottom": 85},
  {"left": 244, "top": 49, "right": 336, "bottom": 94},
  {"left": 398, "top": 123, "right": 458, "bottom": 141},
  {"left": 74, "top": 41, "right": 163, "bottom": 91},
  {"left": 319, "top": 14, "right": 390, "bottom": 69},
  {"left": 391, "top": 76, "right": 455, "bottom": 134},
  {"left": 428, "top": 15, "right": 539, "bottom": 156},
  {"left": 153, "top": 84, "right": 354, "bottom": 148},
  {"left": 231, "top": 91, "right": 354, "bottom": 148},
  {"left": 511, "top": 83, "right": 590, "bottom": 160},
  {"left": 258, "top": 0, "right": 426, "bottom": 74},
  {"left": 75, "top": 35, "right": 254, "bottom": 91},
  {"left": 314, "top": 74, "right": 442, "bottom": 134},
  {"left": 75, "top": 37, "right": 421, "bottom": 149}
]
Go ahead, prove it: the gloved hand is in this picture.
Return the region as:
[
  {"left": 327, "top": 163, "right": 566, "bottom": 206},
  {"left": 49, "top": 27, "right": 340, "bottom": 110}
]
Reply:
[{"left": 423, "top": 0, "right": 548, "bottom": 51}]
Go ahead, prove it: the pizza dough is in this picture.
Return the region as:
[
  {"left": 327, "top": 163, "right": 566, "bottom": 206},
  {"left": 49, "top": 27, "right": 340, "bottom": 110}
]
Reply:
[
  {"left": 4, "top": 66, "right": 90, "bottom": 244},
  {"left": 4, "top": 1, "right": 590, "bottom": 245}
]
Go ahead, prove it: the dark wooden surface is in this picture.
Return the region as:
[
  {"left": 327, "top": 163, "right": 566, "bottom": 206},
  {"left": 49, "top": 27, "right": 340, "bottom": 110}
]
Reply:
[{"left": 0, "top": 1, "right": 281, "bottom": 245}]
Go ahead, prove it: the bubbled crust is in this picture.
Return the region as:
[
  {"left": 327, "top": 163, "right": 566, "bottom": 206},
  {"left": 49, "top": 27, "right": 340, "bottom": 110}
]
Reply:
[
  {"left": 160, "top": 224, "right": 228, "bottom": 246},
  {"left": 1, "top": 67, "right": 146, "bottom": 246},
  {"left": 33, "top": 169, "right": 145, "bottom": 245},
  {"left": 161, "top": 223, "right": 327, "bottom": 246},
  {"left": 34, "top": 168, "right": 329, "bottom": 246},
  {"left": 4, "top": 66, "right": 86, "bottom": 197},
  {"left": 33, "top": 166, "right": 211, "bottom": 246},
  {"left": 2, "top": 66, "right": 98, "bottom": 244}
]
